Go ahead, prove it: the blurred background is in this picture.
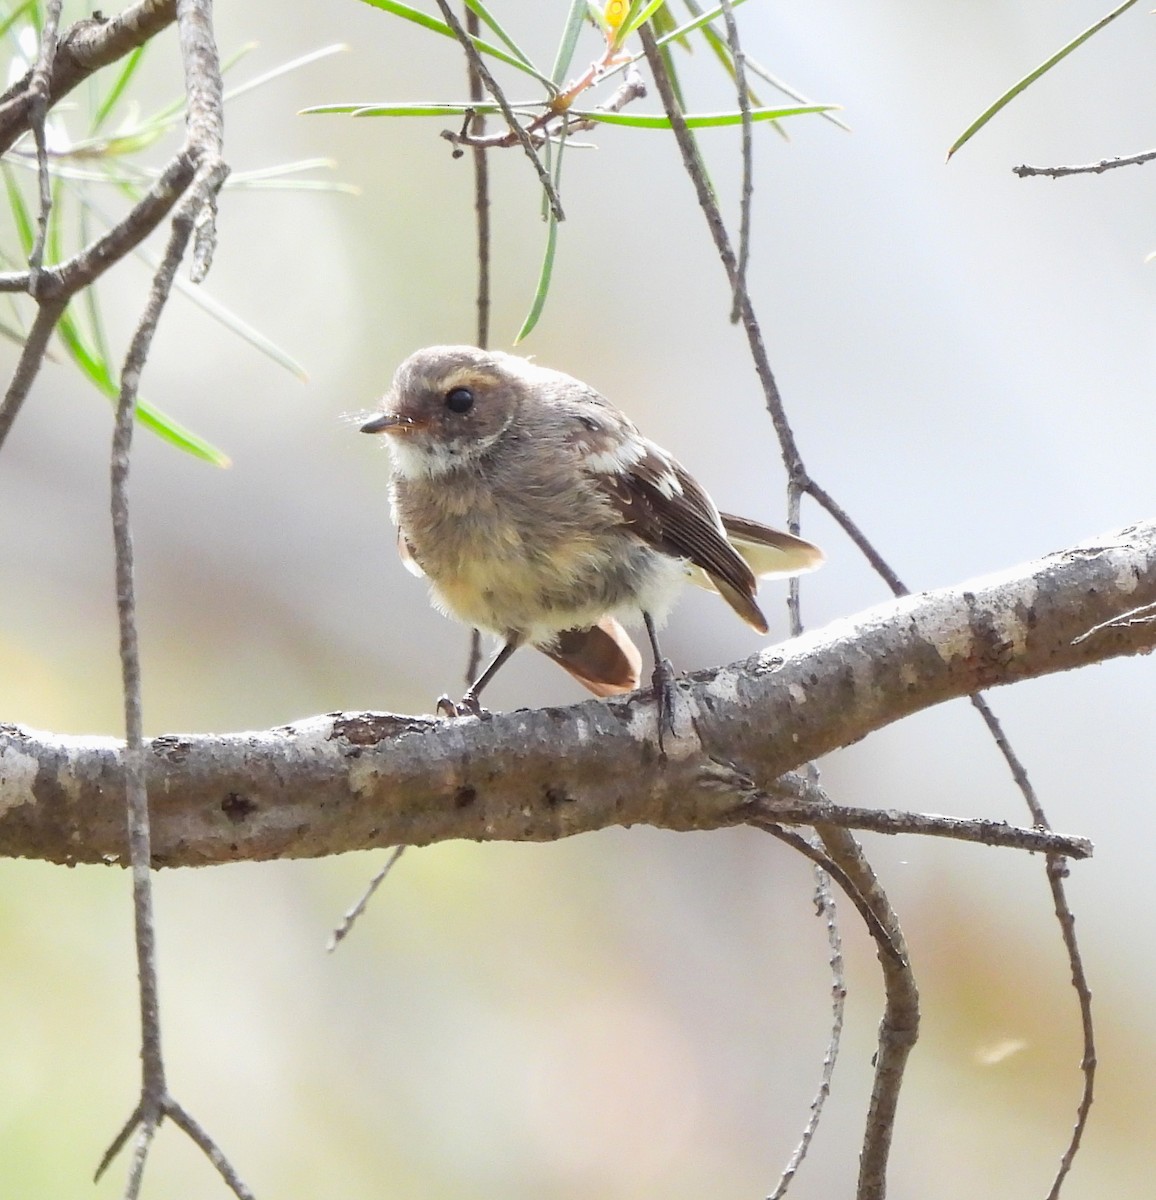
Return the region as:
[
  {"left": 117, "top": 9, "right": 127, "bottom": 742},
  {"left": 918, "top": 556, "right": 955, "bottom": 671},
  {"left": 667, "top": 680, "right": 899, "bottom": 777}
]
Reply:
[{"left": 1, "top": 1, "right": 1155, "bottom": 1196}]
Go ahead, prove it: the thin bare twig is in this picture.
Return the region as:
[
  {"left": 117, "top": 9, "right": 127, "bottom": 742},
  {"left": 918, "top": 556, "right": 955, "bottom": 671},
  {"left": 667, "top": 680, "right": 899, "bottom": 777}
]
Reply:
[
  {"left": 26, "top": 0, "right": 63, "bottom": 286},
  {"left": 637, "top": 21, "right": 1098, "bottom": 1194},
  {"left": 781, "top": 466, "right": 843, "bottom": 1196},
  {"left": 328, "top": 845, "right": 408, "bottom": 951},
  {"left": 1014, "top": 148, "right": 1156, "bottom": 178},
  {"left": 175, "top": 0, "right": 225, "bottom": 279},
  {"left": 767, "top": 860, "right": 844, "bottom": 1200},
  {"left": 757, "top": 793, "right": 917, "bottom": 1200},
  {"left": 464, "top": 7, "right": 490, "bottom": 351},
  {"left": 100, "top": 168, "right": 245, "bottom": 1200},
  {"left": 0, "top": 151, "right": 197, "bottom": 455},
  {"left": 637, "top": 23, "right": 804, "bottom": 478},
  {"left": 825, "top": 827, "right": 918, "bottom": 1199},
  {"left": 751, "top": 777, "right": 1091, "bottom": 858},
  {"left": 968, "top": 696, "right": 1096, "bottom": 1199},
  {"left": 718, "top": 0, "right": 752, "bottom": 324},
  {"left": 639, "top": 23, "right": 921, "bottom": 1197},
  {"left": 0, "top": 0, "right": 178, "bottom": 157},
  {"left": 0, "top": 295, "right": 66, "bottom": 451},
  {"left": 0, "top": 3, "right": 224, "bottom": 461},
  {"left": 53, "top": 152, "right": 198, "bottom": 293},
  {"left": 93, "top": 2, "right": 244, "bottom": 1196},
  {"left": 106, "top": 194, "right": 195, "bottom": 1183},
  {"left": 803, "top": 478, "right": 910, "bottom": 594},
  {"left": 818, "top": 420, "right": 1088, "bottom": 1191},
  {"left": 1043, "top": 854, "right": 1097, "bottom": 1200},
  {"left": 431, "top": 0, "right": 563, "bottom": 221},
  {"left": 443, "top": 68, "right": 647, "bottom": 152},
  {"left": 754, "top": 820, "right": 902, "bottom": 965},
  {"left": 465, "top": 2, "right": 488, "bottom": 688}
]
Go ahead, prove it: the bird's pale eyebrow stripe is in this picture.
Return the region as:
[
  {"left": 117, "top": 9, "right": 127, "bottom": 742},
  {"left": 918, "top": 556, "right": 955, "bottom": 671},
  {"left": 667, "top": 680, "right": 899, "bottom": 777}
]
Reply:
[{"left": 434, "top": 367, "right": 494, "bottom": 393}]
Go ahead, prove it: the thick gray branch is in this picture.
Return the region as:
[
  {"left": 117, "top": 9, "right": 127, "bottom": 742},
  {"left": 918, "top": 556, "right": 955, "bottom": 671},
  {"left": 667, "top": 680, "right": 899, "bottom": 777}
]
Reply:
[
  {"left": 0, "top": 0, "right": 176, "bottom": 157},
  {"left": 1, "top": 521, "right": 1153, "bottom": 867}
]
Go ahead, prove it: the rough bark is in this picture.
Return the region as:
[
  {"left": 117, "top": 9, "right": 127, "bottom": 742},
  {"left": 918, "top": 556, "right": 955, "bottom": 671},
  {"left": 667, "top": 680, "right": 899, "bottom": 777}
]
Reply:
[{"left": 1, "top": 521, "right": 1152, "bottom": 867}]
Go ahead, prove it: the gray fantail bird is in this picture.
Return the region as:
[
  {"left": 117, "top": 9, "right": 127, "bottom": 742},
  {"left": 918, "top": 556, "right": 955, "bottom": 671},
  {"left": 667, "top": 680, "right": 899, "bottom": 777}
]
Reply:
[{"left": 361, "top": 345, "right": 824, "bottom": 717}]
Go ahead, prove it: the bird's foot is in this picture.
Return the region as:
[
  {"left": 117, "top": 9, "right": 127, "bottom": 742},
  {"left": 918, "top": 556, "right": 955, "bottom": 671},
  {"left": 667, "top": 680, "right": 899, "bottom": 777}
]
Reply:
[
  {"left": 436, "top": 693, "right": 486, "bottom": 719},
  {"left": 650, "top": 656, "right": 679, "bottom": 754}
]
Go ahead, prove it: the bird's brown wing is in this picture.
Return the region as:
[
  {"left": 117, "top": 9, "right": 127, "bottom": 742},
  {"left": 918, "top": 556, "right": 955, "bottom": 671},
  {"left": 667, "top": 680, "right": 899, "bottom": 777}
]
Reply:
[
  {"left": 541, "top": 617, "right": 642, "bottom": 696},
  {"left": 599, "top": 443, "right": 768, "bottom": 633},
  {"left": 718, "top": 513, "right": 825, "bottom": 579}
]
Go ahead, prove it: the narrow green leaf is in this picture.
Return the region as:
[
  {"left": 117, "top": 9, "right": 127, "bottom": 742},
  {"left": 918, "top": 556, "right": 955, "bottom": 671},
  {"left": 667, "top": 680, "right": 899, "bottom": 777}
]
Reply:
[
  {"left": 462, "top": 0, "right": 534, "bottom": 69},
  {"left": 734, "top": 52, "right": 851, "bottom": 133},
  {"left": 222, "top": 44, "right": 348, "bottom": 106},
  {"left": 598, "top": 0, "right": 751, "bottom": 83},
  {"left": 657, "top": 35, "right": 686, "bottom": 112},
  {"left": 571, "top": 104, "right": 832, "bottom": 128},
  {"left": 682, "top": 9, "right": 782, "bottom": 135},
  {"left": 66, "top": 125, "right": 168, "bottom": 157},
  {"left": 586, "top": 0, "right": 609, "bottom": 36},
  {"left": 143, "top": 41, "right": 261, "bottom": 131},
  {"left": 515, "top": 132, "right": 566, "bottom": 343},
  {"left": 228, "top": 157, "right": 342, "bottom": 180},
  {"left": 513, "top": 203, "right": 557, "bottom": 344},
  {"left": 220, "top": 40, "right": 262, "bottom": 77},
  {"left": 78, "top": 181, "right": 311, "bottom": 383},
  {"left": 0, "top": 0, "right": 38, "bottom": 44},
  {"left": 620, "top": 0, "right": 668, "bottom": 41},
  {"left": 164, "top": 269, "right": 310, "bottom": 381},
  {"left": 357, "top": 0, "right": 553, "bottom": 86},
  {"left": 662, "top": 0, "right": 749, "bottom": 47},
  {"left": 615, "top": 0, "right": 646, "bottom": 42},
  {"left": 48, "top": 190, "right": 229, "bottom": 466},
  {"left": 133, "top": 402, "right": 231, "bottom": 466},
  {"left": 650, "top": 2, "right": 686, "bottom": 49},
  {"left": 56, "top": 308, "right": 230, "bottom": 466},
  {"left": 551, "top": 0, "right": 589, "bottom": 85},
  {"left": 77, "top": 205, "right": 115, "bottom": 372},
  {"left": 225, "top": 178, "right": 362, "bottom": 194},
  {"left": 47, "top": 174, "right": 64, "bottom": 261},
  {"left": 302, "top": 101, "right": 518, "bottom": 118},
  {"left": 693, "top": 12, "right": 759, "bottom": 101},
  {"left": 136, "top": 40, "right": 332, "bottom": 141},
  {"left": 56, "top": 310, "right": 115, "bottom": 391},
  {"left": 948, "top": 0, "right": 1141, "bottom": 160},
  {"left": 2, "top": 163, "right": 34, "bottom": 256},
  {"left": 226, "top": 159, "right": 362, "bottom": 193},
  {"left": 92, "top": 45, "right": 146, "bottom": 133},
  {"left": 0, "top": 318, "right": 31, "bottom": 347}
]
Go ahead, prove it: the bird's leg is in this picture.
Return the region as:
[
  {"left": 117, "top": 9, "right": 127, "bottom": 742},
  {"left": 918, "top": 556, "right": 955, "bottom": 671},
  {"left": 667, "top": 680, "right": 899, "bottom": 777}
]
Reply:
[
  {"left": 437, "top": 637, "right": 519, "bottom": 718},
  {"left": 643, "top": 610, "right": 677, "bottom": 751}
]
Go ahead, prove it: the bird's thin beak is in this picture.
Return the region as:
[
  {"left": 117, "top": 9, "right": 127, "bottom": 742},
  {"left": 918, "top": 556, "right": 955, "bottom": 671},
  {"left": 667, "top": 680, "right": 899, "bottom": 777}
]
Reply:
[{"left": 361, "top": 412, "right": 420, "bottom": 435}]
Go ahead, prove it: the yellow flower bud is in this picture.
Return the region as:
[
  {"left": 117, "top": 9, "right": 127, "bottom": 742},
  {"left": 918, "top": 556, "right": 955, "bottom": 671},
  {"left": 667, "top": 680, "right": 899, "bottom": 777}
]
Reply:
[{"left": 604, "top": 0, "right": 629, "bottom": 33}]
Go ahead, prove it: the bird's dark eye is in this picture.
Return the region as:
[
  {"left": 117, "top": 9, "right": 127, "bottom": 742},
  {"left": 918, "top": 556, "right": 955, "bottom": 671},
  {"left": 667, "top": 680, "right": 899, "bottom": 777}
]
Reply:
[{"left": 445, "top": 387, "right": 474, "bottom": 414}]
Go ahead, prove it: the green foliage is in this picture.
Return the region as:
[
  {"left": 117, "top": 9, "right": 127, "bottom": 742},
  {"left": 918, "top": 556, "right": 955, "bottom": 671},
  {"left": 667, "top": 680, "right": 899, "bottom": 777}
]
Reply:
[
  {"left": 948, "top": 0, "right": 1142, "bottom": 159},
  {"left": 310, "top": 1, "right": 834, "bottom": 340},
  {"left": 357, "top": 0, "right": 555, "bottom": 88},
  {"left": 571, "top": 103, "right": 832, "bottom": 129},
  {"left": 514, "top": 126, "right": 566, "bottom": 344},
  {"left": 551, "top": 0, "right": 588, "bottom": 86},
  {"left": 1, "top": 13, "right": 344, "bottom": 463}
]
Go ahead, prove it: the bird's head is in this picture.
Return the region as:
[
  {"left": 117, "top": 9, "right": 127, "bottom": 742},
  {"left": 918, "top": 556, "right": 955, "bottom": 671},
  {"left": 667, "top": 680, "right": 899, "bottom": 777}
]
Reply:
[{"left": 361, "top": 345, "right": 525, "bottom": 477}]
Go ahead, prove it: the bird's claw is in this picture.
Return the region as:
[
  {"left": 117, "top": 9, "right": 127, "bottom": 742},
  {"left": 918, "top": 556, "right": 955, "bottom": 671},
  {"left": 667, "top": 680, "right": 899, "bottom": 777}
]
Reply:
[
  {"left": 436, "top": 693, "right": 486, "bottom": 719},
  {"left": 651, "top": 656, "right": 678, "bottom": 754}
]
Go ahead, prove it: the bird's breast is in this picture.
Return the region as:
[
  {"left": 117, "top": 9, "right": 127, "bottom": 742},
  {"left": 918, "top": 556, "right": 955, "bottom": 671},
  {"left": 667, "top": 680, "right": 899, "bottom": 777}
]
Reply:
[{"left": 389, "top": 465, "right": 681, "bottom": 640}]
